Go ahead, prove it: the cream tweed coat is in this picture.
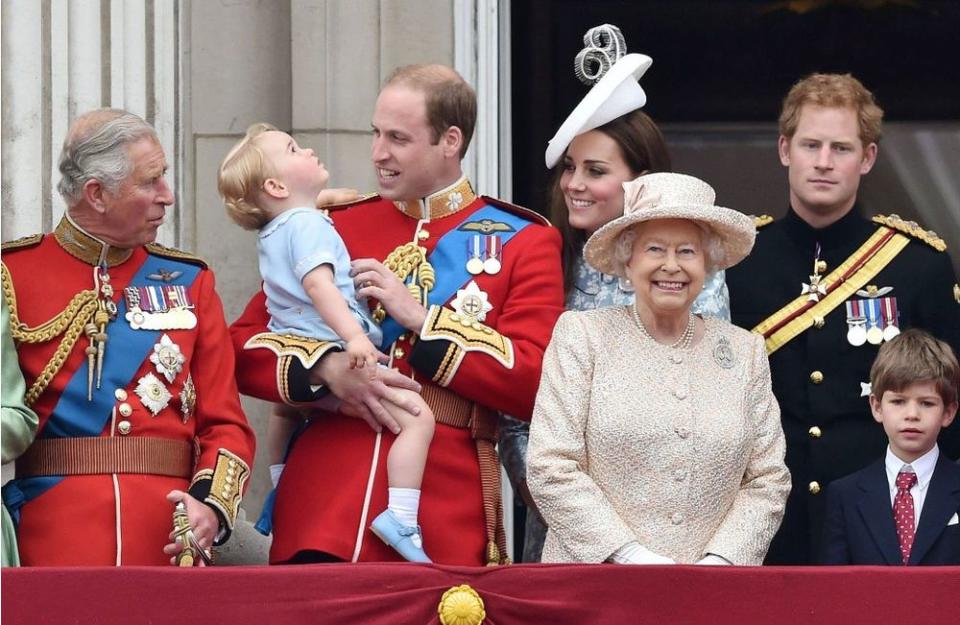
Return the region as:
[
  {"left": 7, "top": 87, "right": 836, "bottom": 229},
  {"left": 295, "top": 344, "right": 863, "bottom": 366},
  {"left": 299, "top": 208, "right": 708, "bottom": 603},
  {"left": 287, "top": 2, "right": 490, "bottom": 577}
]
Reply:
[{"left": 528, "top": 308, "right": 791, "bottom": 565}]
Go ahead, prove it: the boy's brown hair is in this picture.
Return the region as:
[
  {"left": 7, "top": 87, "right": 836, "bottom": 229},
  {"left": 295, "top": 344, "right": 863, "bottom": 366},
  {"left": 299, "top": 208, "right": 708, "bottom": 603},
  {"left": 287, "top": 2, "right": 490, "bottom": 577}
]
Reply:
[
  {"left": 218, "top": 122, "right": 278, "bottom": 230},
  {"left": 779, "top": 73, "right": 884, "bottom": 146},
  {"left": 870, "top": 329, "right": 960, "bottom": 407},
  {"left": 384, "top": 64, "right": 477, "bottom": 158}
]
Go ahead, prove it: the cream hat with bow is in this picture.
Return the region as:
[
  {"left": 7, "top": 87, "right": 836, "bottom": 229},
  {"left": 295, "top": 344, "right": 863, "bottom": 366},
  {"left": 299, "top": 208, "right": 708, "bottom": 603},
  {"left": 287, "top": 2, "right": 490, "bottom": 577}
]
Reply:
[{"left": 583, "top": 172, "right": 756, "bottom": 276}]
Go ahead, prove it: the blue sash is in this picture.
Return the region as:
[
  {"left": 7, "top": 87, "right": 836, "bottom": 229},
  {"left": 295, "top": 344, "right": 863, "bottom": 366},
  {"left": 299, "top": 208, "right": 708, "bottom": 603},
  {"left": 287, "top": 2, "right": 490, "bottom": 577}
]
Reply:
[
  {"left": 378, "top": 203, "right": 533, "bottom": 349},
  {"left": 3, "top": 253, "right": 201, "bottom": 521}
]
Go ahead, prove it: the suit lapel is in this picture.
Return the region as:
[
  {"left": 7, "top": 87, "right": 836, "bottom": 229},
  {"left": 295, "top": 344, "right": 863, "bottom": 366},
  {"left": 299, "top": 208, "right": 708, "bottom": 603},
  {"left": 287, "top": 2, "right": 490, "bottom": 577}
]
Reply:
[
  {"left": 909, "top": 456, "right": 960, "bottom": 564},
  {"left": 856, "top": 460, "right": 902, "bottom": 565}
]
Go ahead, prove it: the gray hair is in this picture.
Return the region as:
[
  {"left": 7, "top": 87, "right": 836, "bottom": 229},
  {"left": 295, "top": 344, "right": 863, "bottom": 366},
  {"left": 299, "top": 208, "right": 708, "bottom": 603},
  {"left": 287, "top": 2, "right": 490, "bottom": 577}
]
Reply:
[
  {"left": 611, "top": 220, "right": 725, "bottom": 277},
  {"left": 57, "top": 109, "right": 159, "bottom": 205}
]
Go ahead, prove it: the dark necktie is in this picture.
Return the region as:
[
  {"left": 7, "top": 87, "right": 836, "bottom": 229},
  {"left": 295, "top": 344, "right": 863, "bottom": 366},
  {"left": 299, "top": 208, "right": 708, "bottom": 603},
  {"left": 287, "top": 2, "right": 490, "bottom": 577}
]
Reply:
[{"left": 894, "top": 470, "right": 918, "bottom": 565}]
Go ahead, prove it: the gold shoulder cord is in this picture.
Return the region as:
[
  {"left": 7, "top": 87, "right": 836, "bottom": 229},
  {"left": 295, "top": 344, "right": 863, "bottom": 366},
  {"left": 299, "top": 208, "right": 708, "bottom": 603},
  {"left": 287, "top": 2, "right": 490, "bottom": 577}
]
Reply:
[
  {"left": 2, "top": 262, "right": 99, "bottom": 405},
  {"left": 373, "top": 242, "right": 435, "bottom": 323}
]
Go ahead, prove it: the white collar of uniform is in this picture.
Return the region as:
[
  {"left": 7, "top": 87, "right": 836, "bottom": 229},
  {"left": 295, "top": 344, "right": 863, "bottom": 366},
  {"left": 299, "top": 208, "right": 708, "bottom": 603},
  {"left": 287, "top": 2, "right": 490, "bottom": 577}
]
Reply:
[{"left": 885, "top": 444, "right": 939, "bottom": 490}]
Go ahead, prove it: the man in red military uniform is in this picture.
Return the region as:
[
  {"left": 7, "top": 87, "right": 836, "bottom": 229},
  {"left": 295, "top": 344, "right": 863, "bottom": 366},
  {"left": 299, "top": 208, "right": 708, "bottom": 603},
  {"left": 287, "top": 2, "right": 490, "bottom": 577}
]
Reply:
[
  {"left": 231, "top": 64, "right": 564, "bottom": 565},
  {"left": 2, "top": 109, "right": 255, "bottom": 566}
]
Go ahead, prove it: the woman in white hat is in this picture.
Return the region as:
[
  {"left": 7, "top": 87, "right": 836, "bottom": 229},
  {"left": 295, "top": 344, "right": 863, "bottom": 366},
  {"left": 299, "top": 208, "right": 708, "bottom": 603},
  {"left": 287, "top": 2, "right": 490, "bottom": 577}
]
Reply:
[
  {"left": 499, "top": 25, "right": 728, "bottom": 563},
  {"left": 527, "top": 172, "right": 791, "bottom": 565}
]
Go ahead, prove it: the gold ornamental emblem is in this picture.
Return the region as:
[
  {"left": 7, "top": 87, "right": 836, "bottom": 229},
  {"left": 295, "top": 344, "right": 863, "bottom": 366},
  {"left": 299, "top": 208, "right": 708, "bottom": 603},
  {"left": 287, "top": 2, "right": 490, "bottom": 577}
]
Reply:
[{"left": 438, "top": 584, "right": 485, "bottom": 625}]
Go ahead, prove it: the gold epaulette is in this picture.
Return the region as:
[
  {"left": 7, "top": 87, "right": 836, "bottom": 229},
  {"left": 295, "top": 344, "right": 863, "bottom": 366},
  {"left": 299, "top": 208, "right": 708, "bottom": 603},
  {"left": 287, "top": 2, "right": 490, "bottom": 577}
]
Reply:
[
  {"left": 872, "top": 215, "right": 947, "bottom": 252},
  {"left": 481, "top": 196, "right": 550, "bottom": 227},
  {"left": 145, "top": 242, "right": 208, "bottom": 268},
  {"left": 872, "top": 214, "right": 946, "bottom": 252},
  {"left": 1, "top": 233, "right": 44, "bottom": 252},
  {"left": 325, "top": 191, "right": 380, "bottom": 211},
  {"left": 752, "top": 215, "right": 774, "bottom": 230}
]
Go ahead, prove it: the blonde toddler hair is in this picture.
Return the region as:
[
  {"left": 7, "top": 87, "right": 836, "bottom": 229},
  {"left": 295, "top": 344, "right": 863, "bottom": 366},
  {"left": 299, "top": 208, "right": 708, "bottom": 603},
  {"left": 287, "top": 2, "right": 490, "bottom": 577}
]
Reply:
[{"left": 218, "top": 122, "right": 279, "bottom": 230}]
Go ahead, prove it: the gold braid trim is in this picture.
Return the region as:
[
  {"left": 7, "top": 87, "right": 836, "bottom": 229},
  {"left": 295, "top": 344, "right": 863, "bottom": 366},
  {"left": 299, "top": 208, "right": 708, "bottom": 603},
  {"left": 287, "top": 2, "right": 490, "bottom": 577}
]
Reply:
[
  {"left": 2, "top": 262, "right": 100, "bottom": 405},
  {"left": 373, "top": 242, "right": 434, "bottom": 324}
]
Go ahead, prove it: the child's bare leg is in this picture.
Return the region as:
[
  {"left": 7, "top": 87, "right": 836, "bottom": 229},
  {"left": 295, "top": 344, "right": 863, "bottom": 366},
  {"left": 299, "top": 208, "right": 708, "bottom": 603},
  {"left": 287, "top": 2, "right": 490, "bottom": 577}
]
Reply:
[
  {"left": 382, "top": 390, "right": 435, "bottom": 488},
  {"left": 378, "top": 390, "right": 434, "bottom": 530},
  {"left": 267, "top": 404, "right": 304, "bottom": 487}
]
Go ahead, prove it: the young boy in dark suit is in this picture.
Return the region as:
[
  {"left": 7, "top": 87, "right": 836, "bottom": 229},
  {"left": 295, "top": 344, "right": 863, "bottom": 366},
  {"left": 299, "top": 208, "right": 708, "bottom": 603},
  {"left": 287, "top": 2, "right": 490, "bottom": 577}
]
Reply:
[{"left": 821, "top": 329, "right": 960, "bottom": 565}]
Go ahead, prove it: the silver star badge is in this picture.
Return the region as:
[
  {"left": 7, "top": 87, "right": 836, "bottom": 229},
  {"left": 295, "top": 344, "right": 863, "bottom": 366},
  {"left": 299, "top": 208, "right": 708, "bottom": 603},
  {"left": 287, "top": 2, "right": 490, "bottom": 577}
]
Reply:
[
  {"left": 135, "top": 372, "right": 172, "bottom": 416},
  {"left": 450, "top": 281, "right": 493, "bottom": 325},
  {"left": 860, "top": 382, "right": 872, "bottom": 397},
  {"left": 150, "top": 334, "right": 185, "bottom": 383}
]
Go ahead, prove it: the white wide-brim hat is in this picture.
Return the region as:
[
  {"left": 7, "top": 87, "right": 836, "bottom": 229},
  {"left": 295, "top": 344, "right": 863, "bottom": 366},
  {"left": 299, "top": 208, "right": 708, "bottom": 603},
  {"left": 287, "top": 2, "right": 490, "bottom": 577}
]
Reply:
[
  {"left": 583, "top": 173, "right": 756, "bottom": 276},
  {"left": 544, "top": 53, "right": 652, "bottom": 168}
]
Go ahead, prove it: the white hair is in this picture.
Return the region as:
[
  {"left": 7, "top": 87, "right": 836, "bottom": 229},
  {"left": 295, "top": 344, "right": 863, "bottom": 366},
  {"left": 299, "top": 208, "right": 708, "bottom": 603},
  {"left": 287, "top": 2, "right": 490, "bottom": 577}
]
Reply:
[
  {"left": 611, "top": 220, "right": 725, "bottom": 277},
  {"left": 57, "top": 109, "right": 159, "bottom": 205}
]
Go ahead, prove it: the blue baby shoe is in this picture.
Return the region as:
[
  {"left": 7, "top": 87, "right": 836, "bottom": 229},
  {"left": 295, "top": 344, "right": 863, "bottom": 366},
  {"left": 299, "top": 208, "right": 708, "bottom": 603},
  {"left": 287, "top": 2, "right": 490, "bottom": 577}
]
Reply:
[{"left": 370, "top": 510, "right": 432, "bottom": 563}]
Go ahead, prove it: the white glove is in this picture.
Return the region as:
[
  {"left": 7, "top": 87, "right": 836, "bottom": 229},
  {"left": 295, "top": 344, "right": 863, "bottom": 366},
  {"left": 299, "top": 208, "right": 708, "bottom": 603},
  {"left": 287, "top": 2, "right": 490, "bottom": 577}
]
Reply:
[
  {"left": 269, "top": 463, "right": 285, "bottom": 489},
  {"left": 609, "top": 541, "right": 675, "bottom": 565}
]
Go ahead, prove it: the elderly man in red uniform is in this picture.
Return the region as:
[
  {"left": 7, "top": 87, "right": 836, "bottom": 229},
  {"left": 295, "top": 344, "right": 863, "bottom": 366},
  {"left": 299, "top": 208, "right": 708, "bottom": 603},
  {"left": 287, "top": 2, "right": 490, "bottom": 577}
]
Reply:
[
  {"left": 231, "top": 64, "right": 564, "bottom": 565},
  {"left": 1, "top": 109, "right": 255, "bottom": 566}
]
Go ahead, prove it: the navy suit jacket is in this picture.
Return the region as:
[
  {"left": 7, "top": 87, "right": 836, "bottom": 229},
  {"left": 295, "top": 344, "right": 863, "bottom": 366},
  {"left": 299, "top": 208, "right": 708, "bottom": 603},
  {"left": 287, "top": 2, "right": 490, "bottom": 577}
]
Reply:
[{"left": 820, "top": 454, "right": 960, "bottom": 565}]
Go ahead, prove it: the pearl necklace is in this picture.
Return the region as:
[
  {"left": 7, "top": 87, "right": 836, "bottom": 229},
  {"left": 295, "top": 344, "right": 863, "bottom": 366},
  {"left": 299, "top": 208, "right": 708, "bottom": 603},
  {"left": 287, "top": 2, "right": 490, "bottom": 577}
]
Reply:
[{"left": 631, "top": 305, "right": 695, "bottom": 350}]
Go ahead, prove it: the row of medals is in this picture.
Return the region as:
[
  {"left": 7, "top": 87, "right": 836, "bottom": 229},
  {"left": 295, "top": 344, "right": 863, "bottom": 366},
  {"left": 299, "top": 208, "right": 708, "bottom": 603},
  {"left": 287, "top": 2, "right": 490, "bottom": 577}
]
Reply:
[
  {"left": 847, "top": 315, "right": 899, "bottom": 346},
  {"left": 804, "top": 255, "right": 900, "bottom": 347},
  {"left": 465, "top": 235, "right": 502, "bottom": 275}
]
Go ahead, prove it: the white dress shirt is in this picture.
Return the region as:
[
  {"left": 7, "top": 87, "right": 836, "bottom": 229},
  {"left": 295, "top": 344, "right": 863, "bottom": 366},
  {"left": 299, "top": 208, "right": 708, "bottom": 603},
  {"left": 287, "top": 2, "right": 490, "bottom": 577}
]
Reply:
[{"left": 885, "top": 444, "right": 939, "bottom": 530}]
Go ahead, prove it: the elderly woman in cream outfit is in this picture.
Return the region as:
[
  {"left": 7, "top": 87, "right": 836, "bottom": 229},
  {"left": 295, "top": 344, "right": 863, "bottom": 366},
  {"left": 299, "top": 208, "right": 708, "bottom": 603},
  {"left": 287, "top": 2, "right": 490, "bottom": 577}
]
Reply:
[{"left": 528, "top": 172, "right": 790, "bottom": 565}]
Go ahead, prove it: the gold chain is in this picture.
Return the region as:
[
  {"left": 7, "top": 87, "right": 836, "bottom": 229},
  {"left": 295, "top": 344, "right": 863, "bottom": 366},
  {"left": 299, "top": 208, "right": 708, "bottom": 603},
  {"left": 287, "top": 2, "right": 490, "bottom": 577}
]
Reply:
[{"left": 2, "top": 261, "right": 101, "bottom": 405}]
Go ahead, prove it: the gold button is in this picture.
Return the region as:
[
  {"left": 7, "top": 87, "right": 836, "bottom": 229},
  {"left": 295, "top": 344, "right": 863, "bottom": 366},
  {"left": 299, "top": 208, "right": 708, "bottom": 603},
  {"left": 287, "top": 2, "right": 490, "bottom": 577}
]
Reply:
[
  {"left": 397, "top": 333, "right": 408, "bottom": 343},
  {"left": 417, "top": 229, "right": 430, "bottom": 240},
  {"left": 810, "top": 370, "right": 824, "bottom": 384},
  {"left": 808, "top": 426, "right": 822, "bottom": 439},
  {"left": 808, "top": 481, "right": 821, "bottom": 495},
  {"left": 815, "top": 260, "right": 828, "bottom": 273},
  {"left": 393, "top": 348, "right": 405, "bottom": 359},
  {"left": 115, "top": 389, "right": 128, "bottom": 401},
  {"left": 813, "top": 316, "right": 825, "bottom": 329},
  {"left": 118, "top": 420, "right": 132, "bottom": 435},
  {"left": 118, "top": 403, "right": 133, "bottom": 417}
]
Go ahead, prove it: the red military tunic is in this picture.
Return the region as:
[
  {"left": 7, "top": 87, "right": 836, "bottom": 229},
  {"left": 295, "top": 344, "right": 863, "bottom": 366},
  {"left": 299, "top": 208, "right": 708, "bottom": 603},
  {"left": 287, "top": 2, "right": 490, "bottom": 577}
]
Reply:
[
  {"left": 231, "top": 177, "right": 564, "bottom": 565},
  {"left": 2, "top": 216, "right": 255, "bottom": 566}
]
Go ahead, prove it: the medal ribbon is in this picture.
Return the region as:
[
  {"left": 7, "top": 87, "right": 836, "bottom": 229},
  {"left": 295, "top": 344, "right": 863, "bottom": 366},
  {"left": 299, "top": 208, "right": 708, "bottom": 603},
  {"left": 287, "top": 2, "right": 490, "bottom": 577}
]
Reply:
[{"left": 378, "top": 203, "right": 532, "bottom": 349}]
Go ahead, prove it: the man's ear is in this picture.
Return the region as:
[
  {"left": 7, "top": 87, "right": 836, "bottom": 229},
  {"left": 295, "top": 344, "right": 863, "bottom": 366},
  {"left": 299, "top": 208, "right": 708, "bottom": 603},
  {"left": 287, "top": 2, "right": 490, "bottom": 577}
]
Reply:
[
  {"left": 262, "top": 177, "right": 289, "bottom": 200},
  {"left": 860, "top": 142, "right": 878, "bottom": 175},
  {"left": 82, "top": 178, "right": 108, "bottom": 214},
  {"left": 441, "top": 126, "right": 464, "bottom": 159},
  {"left": 777, "top": 135, "right": 791, "bottom": 167}
]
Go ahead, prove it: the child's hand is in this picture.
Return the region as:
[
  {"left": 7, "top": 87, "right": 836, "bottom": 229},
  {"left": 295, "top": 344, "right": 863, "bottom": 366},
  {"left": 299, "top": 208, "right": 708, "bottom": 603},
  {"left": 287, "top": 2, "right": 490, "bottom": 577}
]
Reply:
[
  {"left": 316, "top": 188, "right": 359, "bottom": 209},
  {"left": 346, "top": 336, "right": 381, "bottom": 379}
]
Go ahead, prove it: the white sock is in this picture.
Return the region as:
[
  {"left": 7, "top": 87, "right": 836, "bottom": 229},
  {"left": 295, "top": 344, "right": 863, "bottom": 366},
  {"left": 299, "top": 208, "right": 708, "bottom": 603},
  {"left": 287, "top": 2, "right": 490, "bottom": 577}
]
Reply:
[{"left": 387, "top": 487, "right": 421, "bottom": 527}]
